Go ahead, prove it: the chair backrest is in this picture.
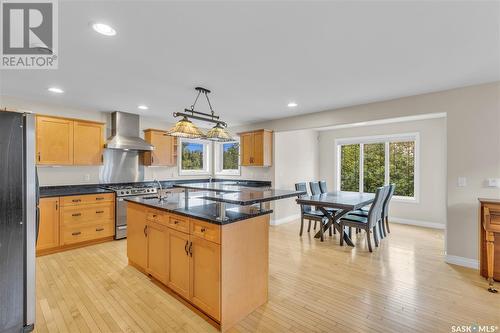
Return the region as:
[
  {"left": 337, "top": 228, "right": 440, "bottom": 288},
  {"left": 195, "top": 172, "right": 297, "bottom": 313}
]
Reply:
[
  {"left": 319, "top": 181, "right": 328, "bottom": 194},
  {"left": 382, "top": 184, "right": 395, "bottom": 219},
  {"left": 367, "top": 187, "right": 386, "bottom": 228},
  {"left": 295, "top": 182, "right": 309, "bottom": 213},
  {"left": 309, "top": 181, "right": 321, "bottom": 195}
]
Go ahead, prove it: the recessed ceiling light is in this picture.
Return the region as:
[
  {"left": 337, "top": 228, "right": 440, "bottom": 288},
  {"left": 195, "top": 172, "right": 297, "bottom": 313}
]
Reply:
[
  {"left": 48, "top": 87, "right": 64, "bottom": 94},
  {"left": 138, "top": 105, "right": 148, "bottom": 110},
  {"left": 287, "top": 102, "right": 298, "bottom": 107},
  {"left": 92, "top": 23, "right": 116, "bottom": 36}
]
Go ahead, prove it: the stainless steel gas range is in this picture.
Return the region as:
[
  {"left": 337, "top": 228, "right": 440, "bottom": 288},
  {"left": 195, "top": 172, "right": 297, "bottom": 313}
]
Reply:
[{"left": 102, "top": 184, "right": 158, "bottom": 239}]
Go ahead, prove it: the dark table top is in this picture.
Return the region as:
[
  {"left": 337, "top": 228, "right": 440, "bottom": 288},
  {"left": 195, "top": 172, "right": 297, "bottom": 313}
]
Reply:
[
  {"left": 201, "top": 189, "right": 305, "bottom": 206},
  {"left": 296, "top": 191, "right": 375, "bottom": 210},
  {"left": 126, "top": 192, "right": 272, "bottom": 225},
  {"left": 40, "top": 186, "right": 114, "bottom": 198}
]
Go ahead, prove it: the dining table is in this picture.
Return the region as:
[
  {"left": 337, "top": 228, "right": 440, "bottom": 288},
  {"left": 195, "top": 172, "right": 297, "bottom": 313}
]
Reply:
[{"left": 296, "top": 191, "right": 375, "bottom": 245}]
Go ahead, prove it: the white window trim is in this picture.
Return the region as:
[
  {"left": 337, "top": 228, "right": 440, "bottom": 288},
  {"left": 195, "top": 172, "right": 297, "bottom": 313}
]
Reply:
[
  {"left": 178, "top": 138, "right": 211, "bottom": 176},
  {"left": 334, "top": 132, "right": 420, "bottom": 203},
  {"left": 215, "top": 140, "right": 241, "bottom": 176}
]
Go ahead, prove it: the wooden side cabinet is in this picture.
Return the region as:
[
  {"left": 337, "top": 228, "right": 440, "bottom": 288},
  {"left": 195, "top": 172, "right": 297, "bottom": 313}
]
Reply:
[
  {"left": 143, "top": 129, "right": 177, "bottom": 166},
  {"left": 36, "top": 197, "right": 60, "bottom": 252},
  {"left": 238, "top": 129, "right": 272, "bottom": 167},
  {"left": 74, "top": 121, "right": 104, "bottom": 165},
  {"left": 479, "top": 198, "right": 500, "bottom": 293},
  {"left": 36, "top": 116, "right": 74, "bottom": 165}
]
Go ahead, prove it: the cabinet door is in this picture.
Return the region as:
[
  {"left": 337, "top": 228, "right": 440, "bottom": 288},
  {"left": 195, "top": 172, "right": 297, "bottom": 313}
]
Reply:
[
  {"left": 127, "top": 204, "right": 148, "bottom": 269},
  {"left": 189, "top": 236, "right": 221, "bottom": 320},
  {"left": 74, "top": 121, "right": 103, "bottom": 165},
  {"left": 240, "top": 133, "right": 253, "bottom": 166},
  {"left": 36, "top": 197, "right": 60, "bottom": 252},
  {"left": 253, "top": 131, "right": 264, "bottom": 166},
  {"left": 167, "top": 229, "right": 190, "bottom": 299},
  {"left": 147, "top": 223, "right": 169, "bottom": 284},
  {"left": 36, "top": 116, "right": 73, "bottom": 165}
]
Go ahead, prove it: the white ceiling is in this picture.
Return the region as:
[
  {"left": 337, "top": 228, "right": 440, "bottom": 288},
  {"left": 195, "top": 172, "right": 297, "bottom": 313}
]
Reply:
[{"left": 1, "top": 1, "right": 499, "bottom": 126}]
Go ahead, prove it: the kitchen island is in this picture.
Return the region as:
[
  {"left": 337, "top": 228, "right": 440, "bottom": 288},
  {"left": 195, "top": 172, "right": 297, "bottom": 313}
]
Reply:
[{"left": 126, "top": 187, "right": 302, "bottom": 331}]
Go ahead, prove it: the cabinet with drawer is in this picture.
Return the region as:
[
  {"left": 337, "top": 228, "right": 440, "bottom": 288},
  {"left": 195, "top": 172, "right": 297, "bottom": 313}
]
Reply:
[{"left": 36, "top": 193, "right": 116, "bottom": 256}]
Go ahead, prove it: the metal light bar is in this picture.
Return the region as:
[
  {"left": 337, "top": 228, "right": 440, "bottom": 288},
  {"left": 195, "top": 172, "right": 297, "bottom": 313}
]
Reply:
[
  {"left": 173, "top": 111, "right": 227, "bottom": 127},
  {"left": 184, "top": 108, "right": 220, "bottom": 120}
]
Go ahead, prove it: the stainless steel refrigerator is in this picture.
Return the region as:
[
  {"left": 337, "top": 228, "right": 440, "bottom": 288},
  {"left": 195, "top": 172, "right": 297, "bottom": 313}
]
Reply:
[{"left": 0, "top": 111, "right": 37, "bottom": 333}]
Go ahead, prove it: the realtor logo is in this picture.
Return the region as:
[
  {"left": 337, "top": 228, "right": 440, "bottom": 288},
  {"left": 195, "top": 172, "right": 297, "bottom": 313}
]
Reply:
[{"left": 1, "top": 0, "right": 58, "bottom": 69}]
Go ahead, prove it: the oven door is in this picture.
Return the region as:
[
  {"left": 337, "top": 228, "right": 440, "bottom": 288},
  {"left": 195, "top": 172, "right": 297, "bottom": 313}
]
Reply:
[{"left": 115, "top": 197, "right": 128, "bottom": 239}]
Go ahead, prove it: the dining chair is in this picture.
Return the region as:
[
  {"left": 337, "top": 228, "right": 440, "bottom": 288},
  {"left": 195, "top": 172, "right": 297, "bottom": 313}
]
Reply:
[
  {"left": 381, "top": 184, "right": 396, "bottom": 234},
  {"left": 338, "top": 187, "right": 385, "bottom": 252},
  {"left": 319, "top": 181, "right": 328, "bottom": 193},
  {"left": 295, "top": 183, "right": 327, "bottom": 237},
  {"left": 350, "top": 185, "right": 389, "bottom": 240},
  {"left": 309, "top": 181, "right": 321, "bottom": 195},
  {"left": 309, "top": 181, "right": 337, "bottom": 234}
]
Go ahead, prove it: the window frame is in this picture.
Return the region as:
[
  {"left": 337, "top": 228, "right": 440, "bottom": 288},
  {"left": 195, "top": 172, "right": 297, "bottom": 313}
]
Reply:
[
  {"left": 178, "top": 138, "right": 211, "bottom": 176},
  {"left": 335, "top": 132, "right": 420, "bottom": 203},
  {"left": 214, "top": 139, "right": 241, "bottom": 176}
]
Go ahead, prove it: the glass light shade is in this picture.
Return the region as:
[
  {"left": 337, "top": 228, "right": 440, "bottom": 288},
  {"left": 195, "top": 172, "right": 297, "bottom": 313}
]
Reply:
[
  {"left": 205, "top": 123, "right": 234, "bottom": 142},
  {"left": 167, "top": 116, "right": 205, "bottom": 138}
]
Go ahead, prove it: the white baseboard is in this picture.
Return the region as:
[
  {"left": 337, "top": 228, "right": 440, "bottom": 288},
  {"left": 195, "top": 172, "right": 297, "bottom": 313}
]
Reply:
[
  {"left": 389, "top": 217, "right": 445, "bottom": 230},
  {"left": 270, "top": 214, "right": 300, "bottom": 226},
  {"left": 445, "top": 255, "right": 479, "bottom": 269}
]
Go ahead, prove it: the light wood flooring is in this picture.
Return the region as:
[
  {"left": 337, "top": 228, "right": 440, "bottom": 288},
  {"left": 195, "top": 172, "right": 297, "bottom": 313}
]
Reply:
[{"left": 34, "top": 221, "right": 500, "bottom": 333}]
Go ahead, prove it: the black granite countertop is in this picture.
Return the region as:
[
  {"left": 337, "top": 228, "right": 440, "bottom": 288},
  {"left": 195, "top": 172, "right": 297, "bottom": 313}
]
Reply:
[
  {"left": 125, "top": 193, "right": 273, "bottom": 225},
  {"left": 39, "top": 178, "right": 271, "bottom": 198},
  {"left": 200, "top": 189, "right": 305, "bottom": 206},
  {"left": 40, "top": 185, "right": 114, "bottom": 198}
]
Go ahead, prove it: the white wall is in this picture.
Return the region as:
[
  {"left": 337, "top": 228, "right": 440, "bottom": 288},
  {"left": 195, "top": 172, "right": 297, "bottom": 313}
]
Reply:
[
  {"left": 272, "top": 129, "right": 319, "bottom": 223},
  {"left": 318, "top": 117, "right": 447, "bottom": 227}
]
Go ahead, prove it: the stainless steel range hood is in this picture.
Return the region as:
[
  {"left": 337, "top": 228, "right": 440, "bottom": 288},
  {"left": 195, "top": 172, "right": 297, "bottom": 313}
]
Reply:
[{"left": 105, "top": 111, "right": 154, "bottom": 151}]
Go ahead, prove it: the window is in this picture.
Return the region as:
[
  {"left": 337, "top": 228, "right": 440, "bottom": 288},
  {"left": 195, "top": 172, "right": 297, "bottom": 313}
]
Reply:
[
  {"left": 179, "top": 139, "right": 211, "bottom": 175},
  {"left": 336, "top": 133, "right": 418, "bottom": 200},
  {"left": 215, "top": 141, "right": 240, "bottom": 175}
]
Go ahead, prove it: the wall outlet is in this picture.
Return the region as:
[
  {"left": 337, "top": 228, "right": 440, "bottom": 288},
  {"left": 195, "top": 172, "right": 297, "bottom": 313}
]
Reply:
[
  {"left": 84, "top": 174, "right": 90, "bottom": 182},
  {"left": 457, "top": 177, "right": 467, "bottom": 187},
  {"left": 487, "top": 178, "right": 500, "bottom": 188}
]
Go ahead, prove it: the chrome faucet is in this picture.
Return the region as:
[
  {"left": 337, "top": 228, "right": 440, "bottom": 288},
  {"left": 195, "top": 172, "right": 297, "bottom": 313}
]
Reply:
[
  {"left": 154, "top": 179, "right": 163, "bottom": 200},
  {"left": 209, "top": 176, "right": 213, "bottom": 183}
]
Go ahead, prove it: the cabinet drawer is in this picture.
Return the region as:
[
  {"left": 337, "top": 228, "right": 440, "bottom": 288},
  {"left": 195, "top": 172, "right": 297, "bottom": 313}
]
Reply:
[
  {"left": 484, "top": 204, "right": 500, "bottom": 232},
  {"left": 168, "top": 214, "right": 189, "bottom": 233},
  {"left": 190, "top": 219, "right": 220, "bottom": 244},
  {"left": 146, "top": 210, "right": 168, "bottom": 226},
  {"left": 61, "top": 203, "right": 114, "bottom": 225},
  {"left": 61, "top": 221, "right": 114, "bottom": 245},
  {"left": 61, "top": 193, "right": 114, "bottom": 206}
]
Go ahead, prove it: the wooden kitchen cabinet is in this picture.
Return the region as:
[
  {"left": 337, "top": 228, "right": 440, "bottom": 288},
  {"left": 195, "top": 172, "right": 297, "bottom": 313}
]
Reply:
[
  {"left": 190, "top": 235, "right": 221, "bottom": 320},
  {"left": 36, "top": 116, "right": 74, "bottom": 165},
  {"left": 127, "top": 203, "right": 148, "bottom": 269},
  {"left": 167, "top": 228, "right": 191, "bottom": 299},
  {"left": 143, "top": 129, "right": 177, "bottom": 166},
  {"left": 238, "top": 129, "right": 272, "bottom": 167},
  {"left": 36, "top": 115, "right": 104, "bottom": 166},
  {"left": 36, "top": 197, "right": 60, "bottom": 252},
  {"left": 74, "top": 121, "right": 104, "bottom": 165},
  {"left": 147, "top": 222, "right": 169, "bottom": 284}
]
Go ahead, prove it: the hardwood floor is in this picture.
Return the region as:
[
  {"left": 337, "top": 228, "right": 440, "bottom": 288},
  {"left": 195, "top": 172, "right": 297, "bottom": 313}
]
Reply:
[{"left": 34, "top": 221, "right": 500, "bottom": 333}]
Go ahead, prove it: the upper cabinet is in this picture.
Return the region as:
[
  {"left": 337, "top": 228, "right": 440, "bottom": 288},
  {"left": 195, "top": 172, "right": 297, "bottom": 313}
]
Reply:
[
  {"left": 36, "top": 115, "right": 104, "bottom": 166},
  {"left": 143, "top": 129, "right": 177, "bottom": 166},
  {"left": 238, "top": 129, "right": 273, "bottom": 167}
]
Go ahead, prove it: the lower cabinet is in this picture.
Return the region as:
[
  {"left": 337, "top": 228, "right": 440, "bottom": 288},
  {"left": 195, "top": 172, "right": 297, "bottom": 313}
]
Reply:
[
  {"left": 126, "top": 204, "right": 148, "bottom": 268},
  {"left": 37, "top": 197, "right": 60, "bottom": 251},
  {"left": 167, "top": 229, "right": 191, "bottom": 299},
  {"left": 147, "top": 222, "right": 169, "bottom": 284}
]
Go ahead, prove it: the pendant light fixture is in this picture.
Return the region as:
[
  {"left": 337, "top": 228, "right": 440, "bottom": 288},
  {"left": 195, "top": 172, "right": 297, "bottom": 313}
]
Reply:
[{"left": 167, "top": 87, "right": 234, "bottom": 141}]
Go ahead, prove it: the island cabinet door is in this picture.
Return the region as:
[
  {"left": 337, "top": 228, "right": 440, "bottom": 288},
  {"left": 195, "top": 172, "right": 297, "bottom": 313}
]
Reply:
[
  {"left": 189, "top": 235, "right": 221, "bottom": 321},
  {"left": 147, "top": 222, "right": 169, "bottom": 284},
  {"left": 127, "top": 204, "right": 148, "bottom": 269},
  {"left": 167, "top": 229, "right": 190, "bottom": 299}
]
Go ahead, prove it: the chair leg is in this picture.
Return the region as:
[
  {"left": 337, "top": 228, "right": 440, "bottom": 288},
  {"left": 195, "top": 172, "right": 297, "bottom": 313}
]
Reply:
[
  {"left": 333, "top": 225, "right": 336, "bottom": 234},
  {"left": 348, "top": 227, "right": 352, "bottom": 238},
  {"left": 329, "top": 224, "right": 333, "bottom": 236},
  {"left": 319, "top": 219, "right": 324, "bottom": 242},
  {"left": 373, "top": 226, "right": 379, "bottom": 247},
  {"left": 340, "top": 223, "right": 344, "bottom": 246},
  {"left": 314, "top": 220, "right": 317, "bottom": 230},
  {"left": 385, "top": 217, "right": 390, "bottom": 233},
  {"left": 299, "top": 217, "right": 304, "bottom": 236},
  {"left": 307, "top": 219, "right": 311, "bottom": 232},
  {"left": 366, "top": 228, "right": 373, "bottom": 252},
  {"left": 378, "top": 221, "right": 385, "bottom": 239}
]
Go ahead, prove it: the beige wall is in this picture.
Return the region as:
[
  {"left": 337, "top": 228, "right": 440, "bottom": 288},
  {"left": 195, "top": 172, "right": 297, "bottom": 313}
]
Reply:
[{"left": 318, "top": 117, "right": 447, "bottom": 227}]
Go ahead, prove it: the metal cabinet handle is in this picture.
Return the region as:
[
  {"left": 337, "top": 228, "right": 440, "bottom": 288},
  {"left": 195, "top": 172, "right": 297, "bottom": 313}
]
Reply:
[
  {"left": 96, "top": 210, "right": 104, "bottom": 214},
  {"left": 143, "top": 225, "right": 148, "bottom": 237},
  {"left": 72, "top": 213, "right": 82, "bottom": 217},
  {"left": 96, "top": 197, "right": 104, "bottom": 201},
  {"left": 96, "top": 227, "right": 104, "bottom": 232},
  {"left": 189, "top": 241, "right": 193, "bottom": 257},
  {"left": 72, "top": 231, "right": 81, "bottom": 236},
  {"left": 184, "top": 240, "right": 189, "bottom": 255},
  {"left": 200, "top": 227, "right": 206, "bottom": 233},
  {"left": 72, "top": 199, "right": 81, "bottom": 203},
  {"left": 37, "top": 152, "right": 41, "bottom": 162},
  {"left": 152, "top": 214, "right": 157, "bottom": 218},
  {"left": 174, "top": 220, "right": 179, "bottom": 224}
]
